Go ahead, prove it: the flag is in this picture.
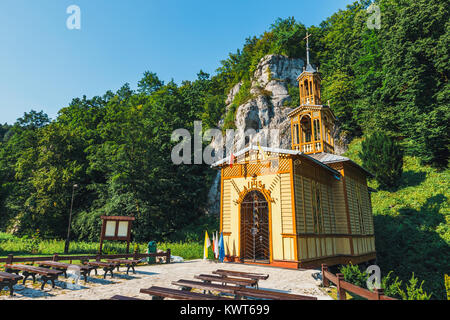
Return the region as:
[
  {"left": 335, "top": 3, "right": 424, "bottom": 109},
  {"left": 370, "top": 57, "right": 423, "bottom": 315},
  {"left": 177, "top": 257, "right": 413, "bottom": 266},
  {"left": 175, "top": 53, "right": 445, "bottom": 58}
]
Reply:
[
  {"left": 211, "top": 233, "right": 216, "bottom": 256},
  {"left": 257, "top": 141, "right": 266, "bottom": 160},
  {"left": 229, "top": 150, "right": 235, "bottom": 168},
  {"left": 218, "top": 232, "right": 225, "bottom": 262},
  {"left": 203, "top": 231, "right": 211, "bottom": 260},
  {"left": 214, "top": 231, "right": 219, "bottom": 259}
]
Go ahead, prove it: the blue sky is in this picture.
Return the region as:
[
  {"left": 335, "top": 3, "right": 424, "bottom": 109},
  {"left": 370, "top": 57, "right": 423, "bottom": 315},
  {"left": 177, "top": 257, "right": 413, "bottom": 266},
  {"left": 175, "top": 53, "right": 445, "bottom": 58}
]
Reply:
[{"left": 0, "top": 0, "right": 354, "bottom": 124}]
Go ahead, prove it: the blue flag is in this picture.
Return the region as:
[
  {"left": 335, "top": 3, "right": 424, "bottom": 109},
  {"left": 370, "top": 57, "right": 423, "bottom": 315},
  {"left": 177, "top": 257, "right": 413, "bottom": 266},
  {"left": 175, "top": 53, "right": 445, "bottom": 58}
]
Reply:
[{"left": 218, "top": 232, "right": 225, "bottom": 262}]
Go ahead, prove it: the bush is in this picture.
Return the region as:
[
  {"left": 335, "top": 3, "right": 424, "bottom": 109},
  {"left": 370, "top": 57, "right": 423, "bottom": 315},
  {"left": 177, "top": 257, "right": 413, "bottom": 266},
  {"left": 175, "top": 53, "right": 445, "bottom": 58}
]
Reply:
[
  {"left": 381, "top": 271, "right": 403, "bottom": 298},
  {"left": 359, "top": 132, "right": 404, "bottom": 190},
  {"left": 445, "top": 274, "right": 450, "bottom": 300},
  {"left": 397, "top": 273, "right": 432, "bottom": 300},
  {"left": 339, "top": 263, "right": 368, "bottom": 288}
]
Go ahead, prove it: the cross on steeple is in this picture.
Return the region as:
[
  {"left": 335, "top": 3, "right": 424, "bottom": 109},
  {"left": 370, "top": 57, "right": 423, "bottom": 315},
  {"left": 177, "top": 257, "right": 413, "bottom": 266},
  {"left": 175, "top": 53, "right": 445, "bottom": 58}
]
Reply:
[{"left": 304, "top": 32, "right": 311, "bottom": 66}]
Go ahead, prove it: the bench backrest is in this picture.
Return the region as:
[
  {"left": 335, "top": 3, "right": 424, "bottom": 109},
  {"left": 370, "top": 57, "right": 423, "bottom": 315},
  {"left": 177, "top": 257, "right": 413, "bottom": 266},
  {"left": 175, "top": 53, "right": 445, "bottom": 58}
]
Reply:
[{"left": 214, "top": 269, "right": 269, "bottom": 280}]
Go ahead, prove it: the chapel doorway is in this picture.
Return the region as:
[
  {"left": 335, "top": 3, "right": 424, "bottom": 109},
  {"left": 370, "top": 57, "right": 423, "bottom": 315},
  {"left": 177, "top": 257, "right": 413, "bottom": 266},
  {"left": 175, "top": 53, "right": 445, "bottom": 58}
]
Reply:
[{"left": 240, "top": 190, "right": 270, "bottom": 263}]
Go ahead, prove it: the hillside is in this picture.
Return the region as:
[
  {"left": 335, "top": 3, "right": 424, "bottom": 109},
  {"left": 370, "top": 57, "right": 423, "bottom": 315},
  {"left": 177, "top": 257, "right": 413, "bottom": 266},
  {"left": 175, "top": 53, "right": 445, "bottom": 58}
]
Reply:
[
  {"left": 0, "top": 0, "right": 448, "bottom": 300},
  {"left": 344, "top": 139, "right": 449, "bottom": 299}
]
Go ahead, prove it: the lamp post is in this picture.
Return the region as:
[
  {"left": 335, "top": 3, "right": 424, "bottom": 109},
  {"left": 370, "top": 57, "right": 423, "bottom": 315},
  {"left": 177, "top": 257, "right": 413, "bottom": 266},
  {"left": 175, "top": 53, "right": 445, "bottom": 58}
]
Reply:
[{"left": 64, "top": 184, "right": 78, "bottom": 254}]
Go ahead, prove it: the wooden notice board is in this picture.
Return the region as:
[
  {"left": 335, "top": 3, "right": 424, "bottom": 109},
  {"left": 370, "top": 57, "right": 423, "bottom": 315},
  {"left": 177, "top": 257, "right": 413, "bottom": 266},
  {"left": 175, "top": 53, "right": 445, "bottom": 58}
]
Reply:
[{"left": 99, "top": 216, "right": 135, "bottom": 254}]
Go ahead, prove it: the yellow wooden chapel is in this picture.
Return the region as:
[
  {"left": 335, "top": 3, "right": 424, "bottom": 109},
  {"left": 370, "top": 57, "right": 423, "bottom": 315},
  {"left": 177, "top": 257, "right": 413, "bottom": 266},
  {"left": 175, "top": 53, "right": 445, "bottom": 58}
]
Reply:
[{"left": 213, "top": 38, "right": 377, "bottom": 269}]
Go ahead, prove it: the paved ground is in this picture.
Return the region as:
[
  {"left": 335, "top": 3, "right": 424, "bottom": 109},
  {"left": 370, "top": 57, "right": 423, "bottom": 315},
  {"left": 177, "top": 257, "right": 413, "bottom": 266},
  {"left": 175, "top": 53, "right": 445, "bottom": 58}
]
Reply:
[{"left": 0, "top": 259, "right": 332, "bottom": 300}]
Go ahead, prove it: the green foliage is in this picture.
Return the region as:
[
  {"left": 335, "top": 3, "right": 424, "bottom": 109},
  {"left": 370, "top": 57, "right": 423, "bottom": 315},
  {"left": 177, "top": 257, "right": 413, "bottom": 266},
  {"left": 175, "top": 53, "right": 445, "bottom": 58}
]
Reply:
[
  {"left": 22, "top": 230, "right": 41, "bottom": 254},
  {"left": 222, "top": 80, "right": 253, "bottom": 130},
  {"left": 0, "top": 72, "right": 217, "bottom": 242},
  {"left": 359, "top": 132, "right": 404, "bottom": 190},
  {"left": 339, "top": 264, "right": 432, "bottom": 300},
  {"left": 445, "top": 275, "right": 450, "bottom": 300},
  {"left": 0, "top": 232, "right": 204, "bottom": 260},
  {"left": 397, "top": 274, "right": 432, "bottom": 300},
  {"left": 339, "top": 263, "right": 368, "bottom": 288},
  {"left": 380, "top": 271, "right": 402, "bottom": 298},
  {"left": 345, "top": 139, "right": 450, "bottom": 299},
  {"left": 286, "top": 84, "right": 300, "bottom": 107}
]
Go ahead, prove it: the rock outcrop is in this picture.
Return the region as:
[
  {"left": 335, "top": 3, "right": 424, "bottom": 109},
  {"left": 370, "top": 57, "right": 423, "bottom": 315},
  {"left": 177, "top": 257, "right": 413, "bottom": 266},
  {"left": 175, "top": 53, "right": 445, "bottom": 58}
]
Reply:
[{"left": 223, "top": 54, "right": 304, "bottom": 150}]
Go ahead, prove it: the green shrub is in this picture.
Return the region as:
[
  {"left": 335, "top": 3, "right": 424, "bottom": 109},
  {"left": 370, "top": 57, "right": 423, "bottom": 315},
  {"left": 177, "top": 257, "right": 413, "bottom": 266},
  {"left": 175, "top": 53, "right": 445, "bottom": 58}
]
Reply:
[
  {"left": 445, "top": 274, "right": 450, "bottom": 300},
  {"left": 359, "top": 132, "right": 404, "bottom": 190},
  {"left": 381, "top": 271, "right": 403, "bottom": 298},
  {"left": 397, "top": 273, "right": 432, "bottom": 300},
  {"left": 339, "top": 263, "right": 368, "bottom": 288}
]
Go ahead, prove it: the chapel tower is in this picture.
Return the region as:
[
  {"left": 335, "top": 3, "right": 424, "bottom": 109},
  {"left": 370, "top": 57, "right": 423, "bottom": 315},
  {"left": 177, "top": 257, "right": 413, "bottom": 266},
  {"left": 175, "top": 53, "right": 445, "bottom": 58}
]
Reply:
[{"left": 289, "top": 33, "right": 335, "bottom": 154}]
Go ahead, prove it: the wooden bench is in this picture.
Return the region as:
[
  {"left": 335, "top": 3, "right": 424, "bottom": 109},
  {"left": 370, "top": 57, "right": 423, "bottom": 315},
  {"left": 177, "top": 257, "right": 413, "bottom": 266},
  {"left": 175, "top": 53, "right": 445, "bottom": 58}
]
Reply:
[
  {"left": 0, "top": 271, "right": 23, "bottom": 296},
  {"left": 140, "top": 286, "right": 230, "bottom": 300},
  {"left": 173, "top": 279, "right": 317, "bottom": 300},
  {"left": 5, "top": 264, "right": 63, "bottom": 290},
  {"left": 195, "top": 274, "right": 258, "bottom": 288},
  {"left": 110, "top": 295, "right": 144, "bottom": 300},
  {"left": 38, "top": 261, "right": 95, "bottom": 282},
  {"left": 213, "top": 269, "right": 269, "bottom": 281},
  {"left": 84, "top": 261, "right": 116, "bottom": 279},
  {"left": 106, "top": 259, "right": 141, "bottom": 275}
]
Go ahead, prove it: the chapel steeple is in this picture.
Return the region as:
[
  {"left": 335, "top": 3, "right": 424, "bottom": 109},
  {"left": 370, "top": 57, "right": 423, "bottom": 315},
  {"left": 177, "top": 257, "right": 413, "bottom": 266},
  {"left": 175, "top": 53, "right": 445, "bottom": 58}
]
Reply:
[
  {"left": 289, "top": 32, "right": 336, "bottom": 155},
  {"left": 298, "top": 32, "right": 322, "bottom": 106}
]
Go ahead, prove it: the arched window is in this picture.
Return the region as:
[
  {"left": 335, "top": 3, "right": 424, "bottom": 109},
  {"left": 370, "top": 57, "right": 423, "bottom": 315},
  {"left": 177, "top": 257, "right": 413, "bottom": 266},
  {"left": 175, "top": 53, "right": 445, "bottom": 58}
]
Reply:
[{"left": 300, "top": 115, "right": 312, "bottom": 143}]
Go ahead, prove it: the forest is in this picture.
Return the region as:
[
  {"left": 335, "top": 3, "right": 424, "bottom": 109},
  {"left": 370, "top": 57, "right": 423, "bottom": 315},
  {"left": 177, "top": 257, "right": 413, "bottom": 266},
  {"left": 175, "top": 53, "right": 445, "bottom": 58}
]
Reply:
[{"left": 0, "top": 0, "right": 448, "bottom": 298}]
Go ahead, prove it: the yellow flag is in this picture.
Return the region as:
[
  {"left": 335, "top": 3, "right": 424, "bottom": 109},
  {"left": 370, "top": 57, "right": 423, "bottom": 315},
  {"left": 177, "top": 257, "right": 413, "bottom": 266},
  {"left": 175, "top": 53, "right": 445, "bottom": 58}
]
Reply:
[
  {"left": 257, "top": 142, "right": 266, "bottom": 160},
  {"left": 203, "top": 231, "right": 211, "bottom": 260}
]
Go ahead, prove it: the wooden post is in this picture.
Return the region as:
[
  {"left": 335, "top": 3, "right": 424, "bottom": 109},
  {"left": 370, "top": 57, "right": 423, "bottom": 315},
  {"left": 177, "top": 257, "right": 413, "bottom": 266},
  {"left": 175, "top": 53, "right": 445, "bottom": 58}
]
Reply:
[
  {"left": 99, "top": 219, "right": 106, "bottom": 254},
  {"left": 375, "top": 288, "right": 384, "bottom": 300},
  {"left": 6, "top": 254, "right": 13, "bottom": 265},
  {"left": 321, "top": 264, "right": 329, "bottom": 287},
  {"left": 96, "top": 254, "right": 100, "bottom": 262},
  {"left": 53, "top": 254, "right": 59, "bottom": 262},
  {"left": 166, "top": 249, "right": 171, "bottom": 264},
  {"left": 336, "top": 273, "right": 346, "bottom": 300},
  {"left": 133, "top": 247, "right": 138, "bottom": 260}
]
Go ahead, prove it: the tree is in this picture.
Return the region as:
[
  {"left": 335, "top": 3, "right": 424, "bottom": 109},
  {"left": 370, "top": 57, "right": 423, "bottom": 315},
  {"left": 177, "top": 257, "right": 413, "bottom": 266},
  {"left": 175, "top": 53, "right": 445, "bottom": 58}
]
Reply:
[{"left": 359, "top": 132, "right": 404, "bottom": 190}]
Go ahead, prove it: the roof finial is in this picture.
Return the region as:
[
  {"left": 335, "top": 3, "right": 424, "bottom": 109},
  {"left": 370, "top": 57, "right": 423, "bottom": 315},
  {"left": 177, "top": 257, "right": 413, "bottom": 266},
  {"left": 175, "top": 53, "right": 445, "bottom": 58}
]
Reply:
[{"left": 304, "top": 31, "right": 311, "bottom": 66}]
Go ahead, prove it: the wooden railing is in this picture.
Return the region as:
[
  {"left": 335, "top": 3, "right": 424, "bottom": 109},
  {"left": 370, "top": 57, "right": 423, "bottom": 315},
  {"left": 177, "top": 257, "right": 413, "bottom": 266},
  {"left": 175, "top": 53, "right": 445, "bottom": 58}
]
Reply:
[
  {"left": 0, "top": 250, "right": 171, "bottom": 265},
  {"left": 321, "top": 264, "right": 397, "bottom": 300}
]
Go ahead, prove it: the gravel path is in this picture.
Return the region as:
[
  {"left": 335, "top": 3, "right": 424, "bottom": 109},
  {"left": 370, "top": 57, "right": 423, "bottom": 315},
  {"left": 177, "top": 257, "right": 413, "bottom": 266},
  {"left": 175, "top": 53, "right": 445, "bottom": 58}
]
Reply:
[{"left": 0, "top": 259, "right": 332, "bottom": 300}]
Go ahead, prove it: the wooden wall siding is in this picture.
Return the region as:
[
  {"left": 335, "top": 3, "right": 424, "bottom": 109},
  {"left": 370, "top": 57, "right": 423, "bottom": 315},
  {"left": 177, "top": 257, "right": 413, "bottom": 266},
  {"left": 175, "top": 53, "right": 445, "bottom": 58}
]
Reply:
[
  {"left": 331, "top": 179, "right": 349, "bottom": 234},
  {"left": 222, "top": 180, "right": 232, "bottom": 233},
  {"left": 297, "top": 236, "right": 338, "bottom": 260},
  {"left": 293, "top": 174, "right": 305, "bottom": 233},
  {"left": 345, "top": 175, "right": 374, "bottom": 236},
  {"left": 280, "top": 173, "right": 294, "bottom": 234},
  {"left": 303, "top": 177, "right": 314, "bottom": 233},
  {"left": 361, "top": 185, "right": 374, "bottom": 234},
  {"left": 223, "top": 164, "right": 241, "bottom": 178},
  {"left": 352, "top": 236, "right": 376, "bottom": 256},
  {"left": 346, "top": 177, "right": 359, "bottom": 234},
  {"left": 283, "top": 237, "right": 294, "bottom": 260},
  {"left": 222, "top": 157, "right": 291, "bottom": 179}
]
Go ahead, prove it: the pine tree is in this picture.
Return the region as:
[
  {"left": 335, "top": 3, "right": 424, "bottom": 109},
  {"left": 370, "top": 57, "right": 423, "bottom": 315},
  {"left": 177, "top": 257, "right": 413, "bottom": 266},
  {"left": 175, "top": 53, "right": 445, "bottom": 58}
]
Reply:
[{"left": 359, "top": 132, "right": 404, "bottom": 190}]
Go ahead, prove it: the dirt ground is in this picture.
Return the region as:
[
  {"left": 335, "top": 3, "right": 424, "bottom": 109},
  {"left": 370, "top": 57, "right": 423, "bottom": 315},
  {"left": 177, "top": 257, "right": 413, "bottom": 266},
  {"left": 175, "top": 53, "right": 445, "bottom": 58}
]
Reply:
[{"left": 0, "top": 259, "right": 332, "bottom": 300}]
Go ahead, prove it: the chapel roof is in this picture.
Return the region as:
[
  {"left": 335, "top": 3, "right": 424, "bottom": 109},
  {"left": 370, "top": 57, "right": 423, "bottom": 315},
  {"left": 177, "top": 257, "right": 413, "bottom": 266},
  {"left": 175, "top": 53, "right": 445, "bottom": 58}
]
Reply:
[
  {"left": 211, "top": 145, "right": 340, "bottom": 178},
  {"left": 308, "top": 152, "right": 374, "bottom": 177}
]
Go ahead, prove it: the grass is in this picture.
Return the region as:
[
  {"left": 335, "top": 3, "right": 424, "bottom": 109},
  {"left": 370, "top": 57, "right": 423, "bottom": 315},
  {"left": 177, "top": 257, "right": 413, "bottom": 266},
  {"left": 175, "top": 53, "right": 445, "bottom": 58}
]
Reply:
[
  {"left": 0, "top": 233, "right": 204, "bottom": 261},
  {"left": 344, "top": 138, "right": 450, "bottom": 299}
]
